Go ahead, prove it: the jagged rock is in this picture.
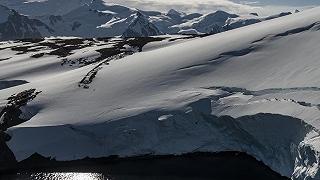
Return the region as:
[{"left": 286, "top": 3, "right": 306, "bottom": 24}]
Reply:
[
  {"left": 122, "top": 12, "right": 163, "bottom": 37},
  {"left": 0, "top": 5, "right": 54, "bottom": 41},
  {"left": 0, "top": 89, "right": 41, "bottom": 131},
  {"left": 265, "top": 12, "right": 292, "bottom": 20},
  {"left": 191, "top": 10, "right": 239, "bottom": 33},
  {"left": 209, "top": 24, "right": 225, "bottom": 34},
  {"left": 48, "top": 15, "right": 63, "bottom": 26},
  {"left": 250, "top": 13, "right": 259, "bottom": 16}
]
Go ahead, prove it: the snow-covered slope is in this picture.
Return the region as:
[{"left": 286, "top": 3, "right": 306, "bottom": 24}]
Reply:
[{"left": 1, "top": 5, "right": 320, "bottom": 180}]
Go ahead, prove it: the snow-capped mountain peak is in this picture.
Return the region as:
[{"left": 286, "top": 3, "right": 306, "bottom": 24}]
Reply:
[
  {"left": 167, "top": 9, "right": 185, "bottom": 19},
  {"left": 122, "top": 11, "right": 163, "bottom": 37},
  {"left": 0, "top": 5, "right": 53, "bottom": 41}
]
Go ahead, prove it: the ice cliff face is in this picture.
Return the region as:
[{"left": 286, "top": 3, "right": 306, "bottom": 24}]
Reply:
[{"left": 5, "top": 96, "right": 320, "bottom": 179}]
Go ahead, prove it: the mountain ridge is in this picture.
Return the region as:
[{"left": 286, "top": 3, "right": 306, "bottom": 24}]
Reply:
[{"left": 0, "top": 1, "right": 297, "bottom": 40}]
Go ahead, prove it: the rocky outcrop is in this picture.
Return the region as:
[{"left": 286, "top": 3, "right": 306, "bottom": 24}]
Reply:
[
  {"left": 0, "top": 131, "right": 16, "bottom": 168},
  {"left": 0, "top": 89, "right": 41, "bottom": 168},
  {"left": 0, "top": 89, "right": 41, "bottom": 131}
]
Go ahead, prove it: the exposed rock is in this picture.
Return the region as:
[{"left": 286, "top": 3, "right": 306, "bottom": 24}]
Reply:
[
  {"left": 0, "top": 5, "right": 54, "bottom": 41},
  {"left": 122, "top": 12, "right": 163, "bottom": 37},
  {"left": 265, "top": 12, "right": 292, "bottom": 20},
  {"left": 0, "top": 131, "right": 17, "bottom": 168},
  {"left": 0, "top": 89, "right": 41, "bottom": 131},
  {"left": 250, "top": 13, "right": 259, "bottom": 16},
  {"left": 48, "top": 15, "right": 63, "bottom": 26}
]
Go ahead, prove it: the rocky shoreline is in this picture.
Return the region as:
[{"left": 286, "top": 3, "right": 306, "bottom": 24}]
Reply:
[{"left": 0, "top": 131, "right": 17, "bottom": 168}]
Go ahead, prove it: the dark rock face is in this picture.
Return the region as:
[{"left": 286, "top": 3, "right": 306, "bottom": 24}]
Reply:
[
  {"left": 71, "top": 21, "right": 82, "bottom": 31},
  {"left": 166, "top": 9, "right": 184, "bottom": 23},
  {"left": 0, "top": 89, "right": 41, "bottom": 168},
  {"left": 183, "top": 13, "right": 202, "bottom": 20},
  {"left": 265, "top": 12, "right": 292, "bottom": 20},
  {"left": 0, "top": 131, "right": 17, "bottom": 168},
  {"left": 0, "top": 6, "right": 53, "bottom": 41},
  {"left": 0, "top": 89, "right": 41, "bottom": 131},
  {"left": 122, "top": 12, "right": 163, "bottom": 37},
  {"left": 223, "top": 19, "right": 262, "bottom": 31},
  {"left": 48, "top": 15, "right": 63, "bottom": 26},
  {"left": 209, "top": 24, "right": 225, "bottom": 34},
  {"left": 191, "top": 10, "right": 239, "bottom": 34}
]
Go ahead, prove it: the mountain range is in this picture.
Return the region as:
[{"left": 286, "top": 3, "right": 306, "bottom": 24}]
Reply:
[{"left": 0, "top": 0, "right": 295, "bottom": 40}]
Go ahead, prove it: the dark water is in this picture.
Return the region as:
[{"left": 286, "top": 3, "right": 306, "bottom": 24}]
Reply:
[{"left": 0, "top": 152, "right": 289, "bottom": 180}]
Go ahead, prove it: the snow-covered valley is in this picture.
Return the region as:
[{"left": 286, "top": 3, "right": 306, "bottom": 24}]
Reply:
[{"left": 0, "top": 4, "right": 320, "bottom": 180}]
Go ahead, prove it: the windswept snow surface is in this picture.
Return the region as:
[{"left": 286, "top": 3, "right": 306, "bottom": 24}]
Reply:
[{"left": 1, "top": 7, "right": 320, "bottom": 180}]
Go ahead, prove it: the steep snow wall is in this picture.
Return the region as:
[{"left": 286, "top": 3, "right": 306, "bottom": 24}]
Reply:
[{"left": 6, "top": 98, "right": 320, "bottom": 179}]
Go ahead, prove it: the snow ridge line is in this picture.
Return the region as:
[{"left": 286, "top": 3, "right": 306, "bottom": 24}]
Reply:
[
  {"left": 178, "top": 22, "right": 320, "bottom": 73},
  {"left": 177, "top": 45, "right": 259, "bottom": 72},
  {"left": 208, "top": 86, "right": 320, "bottom": 110},
  {"left": 208, "top": 86, "right": 320, "bottom": 96},
  {"left": 252, "top": 21, "right": 320, "bottom": 44}
]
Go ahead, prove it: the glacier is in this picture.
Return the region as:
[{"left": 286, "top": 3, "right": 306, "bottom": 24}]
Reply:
[{"left": 1, "top": 6, "right": 320, "bottom": 180}]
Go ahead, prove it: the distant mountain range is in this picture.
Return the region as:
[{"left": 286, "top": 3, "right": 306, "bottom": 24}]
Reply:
[{"left": 0, "top": 0, "right": 296, "bottom": 40}]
